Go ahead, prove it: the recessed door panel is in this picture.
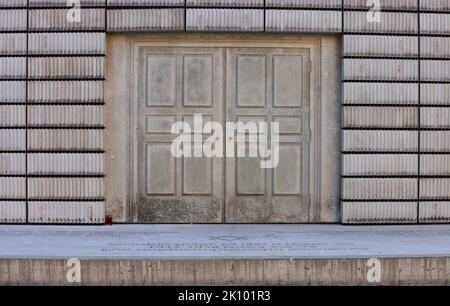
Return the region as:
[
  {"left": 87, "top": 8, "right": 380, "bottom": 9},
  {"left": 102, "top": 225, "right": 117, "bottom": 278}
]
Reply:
[
  {"left": 136, "top": 47, "right": 224, "bottom": 223},
  {"left": 136, "top": 45, "right": 311, "bottom": 223},
  {"left": 225, "top": 48, "right": 311, "bottom": 223}
]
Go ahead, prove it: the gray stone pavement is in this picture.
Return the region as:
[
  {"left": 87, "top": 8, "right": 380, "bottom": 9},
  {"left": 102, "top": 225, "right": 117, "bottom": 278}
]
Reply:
[{"left": 1, "top": 224, "right": 450, "bottom": 260}]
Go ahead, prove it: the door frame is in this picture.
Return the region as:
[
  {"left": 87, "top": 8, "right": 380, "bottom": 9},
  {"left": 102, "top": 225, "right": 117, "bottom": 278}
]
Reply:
[{"left": 105, "top": 33, "right": 341, "bottom": 223}]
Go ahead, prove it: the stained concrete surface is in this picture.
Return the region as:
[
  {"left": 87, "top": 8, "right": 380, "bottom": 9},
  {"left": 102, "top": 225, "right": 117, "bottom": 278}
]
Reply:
[{"left": 1, "top": 224, "right": 450, "bottom": 260}]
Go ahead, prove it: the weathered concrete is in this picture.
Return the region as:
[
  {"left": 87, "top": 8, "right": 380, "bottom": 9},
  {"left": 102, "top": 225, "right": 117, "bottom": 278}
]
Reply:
[
  {"left": 2, "top": 258, "right": 450, "bottom": 286},
  {"left": 3, "top": 224, "right": 450, "bottom": 260},
  {"left": 105, "top": 33, "right": 341, "bottom": 223},
  {"left": 1, "top": 224, "right": 450, "bottom": 285}
]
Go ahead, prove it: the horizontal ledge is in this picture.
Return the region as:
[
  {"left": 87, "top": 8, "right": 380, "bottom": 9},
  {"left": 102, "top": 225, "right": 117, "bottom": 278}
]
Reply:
[
  {"left": 26, "top": 54, "right": 105, "bottom": 58},
  {"left": 343, "top": 56, "right": 420, "bottom": 60},
  {"left": 0, "top": 31, "right": 27, "bottom": 33},
  {"left": 342, "top": 151, "right": 450, "bottom": 155},
  {"left": 343, "top": 56, "right": 450, "bottom": 61},
  {"left": 26, "top": 30, "right": 106, "bottom": 33},
  {"left": 342, "top": 104, "right": 421, "bottom": 107},
  {"left": 342, "top": 104, "right": 450, "bottom": 108},
  {"left": 0, "top": 78, "right": 105, "bottom": 82},
  {"left": 343, "top": 32, "right": 419, "bottom": 36},
  {"left": 0, "top": 199, "right": 105, "bottom": 202},
  {"left": 0, "top": 6, "right": 106, "bottom": 10},
  {"left": 0, "top": 174, "right": 105, "bottom": 178},
  {"left": 342, "top": 127, "right": 450, "bottom": 131},
  {"left": 0, "top": 6, "right": 445, "bottom": 15},
  {"left": 0, "top": 102, "right": 105, "bottom": 105},
  {"left": 0, "top": 151, "right": 104, "bottom": 154},
  {"left": 112, "top": 5, "right": 206, "bottom": 9},
  {"left": 2, "top": 29, "right": 450, "bottom": 37},
  {"left": 342, "top": 175, "right": 450, "bottom": 179},
  {"left": 342, "top": 81, "right": 450, "bottom": 84},
  {"left": 0, "top": 126, "right": 105, "bottom": 129},
  {"left": 26, "top": 78, "right": 106, "bottom": 81},
  {"left": 0, "top": 222, "right": 104, "bottom": 225},
  {"left": 341, "top": 199, "right": 419, "bottom": 202},
  {"left": 27, "top": 198, "right": 105, "bottom": 201},
  {"left": 344, "top": 33, "right": 450, "bottom": 37},
  {"left": 25, "top": 6, "right": 107, "bottom": 10},
  {"left": 342, "top": 199, "right": 450, "bottom": 202}
]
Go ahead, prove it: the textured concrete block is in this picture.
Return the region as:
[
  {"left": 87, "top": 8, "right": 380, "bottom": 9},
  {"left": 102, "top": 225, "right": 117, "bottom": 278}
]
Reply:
[
  {"left": 0, "top": 57, "right": 26, "bottom": 79},
  {"left": 266, "top": 9, "right": 341, "bottom": 33},
  {"left": 421, "top": 131, "right": 450, "bottom": 152},
  {"left": 421, "top": 13, "right": 450, "bottom": 35},
  {"left": 343, "top": 130, "right": 418, "bottom": 152},
  {"left": 344, "top": 0, "right": 417, "bottom": 10},
  {"left": 267, "top": 0, "right": 341, "bottom": 9},
  {"left": 342, "top": 202, "right": 417, "bottom": 224},
  {"left": 27, "top": 129, "right": 103, "bottom": 151},
  {"left": 0, "top": 105, "right": 25, "bottom": 127},
  {"left": 28, "top": 81, "right": 103, "bottom": 103},
  {"left": 420, "top": 0, "right": 450, "bottom": 12},
  {"left": 419, "top": 202, "right": 450, "bottom": 223},
  {"left": 0, "top": 202, "right": 26, "bottom": 224},
  {"left": 421, "top": 84, "right": 450, "bottom": 105},
  {"left": 28, "top": 57, "right": 104, "bottom": 79},
  {"left": 29, "top": 9, "right": 105, "bottom": 31},
  {"left": 107, "top": 9, "right": 184, "bottom": 31},
  {"left": 343, "top": 35, "right": 417, "bottom": 57},
  {"left": 29, "top": 33, "right": 105, "bottom": 55},
  {"left": 28, "top": 153, "right": 103, "bottom": 175},
  {"left": 0, "top": 153, "right": 26, "bottom": 175},
  {"left": 420, "top": 179, "right": 450, "bottom": 200},
  {"left": 0, "top": 34, "right": 26, "bottom": 55},
  {"left": 421, "top": 60, "right": 450, "bottom": 82},
  {"left": 421, "top": 107, "right": 450, "bottom": 128},
  {"left": 187, "top": 9, "right": 263, "bottom": 31},
  {"left": 343, "top": 59, "right": 418, "bottom": 81},
  {"left": 28, "top": 202, "right": 105, "bottom": 224},
  {"left": 421, "top": 155, "right": 450, "bottom": 175},
  {"left": 30, "top": 0, "right": 106, "bottom": 6},
  {"left": 344, "top": 11, "right": 417, "bottom": 34},
  {"left": 0, "top": 0, "right": 27, "bottom": 7},
  {"left": 0, "top": 130, "right": 25, "bottom": 151},
  {"left": 28, "top": 105, "right": 104, "bottom": 127},
  {"left": 0, "top": 81, "right": 26, "bottom": 103},
  {"left": 108, "top": 0, "right": 184, "bottom": 6},
  {"left": 0, "top": 178, "right": 25, "bottom": 199},
  {"left": 343, "top": 178, "right": 417, "bottom": 200},
  {"left": 343, "top": 83, "right": 418, "bottom": 105},
  {"left": 187, "top": 0, "right": 263, "bottom": 6},
  {"left": 342, "top": 154, "right": 417, "bottom": 176},
  {"left": 421, "top": 37, "right": 450, "bottom": 59},
  {"left": 0, "top": 10, "right": 26, "bottom": 31},
  {"left": 343, "top": 106, "right": 418, "bottom": 128},
  {"left": 28, "top": 177, "right": 105, "bottom": 199},
  {"left": 0, "top": 3, "right": 447, "bottom": 224}
]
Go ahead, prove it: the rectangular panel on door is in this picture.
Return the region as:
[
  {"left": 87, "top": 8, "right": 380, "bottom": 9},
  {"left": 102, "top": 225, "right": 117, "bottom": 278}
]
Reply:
[
  {"left": 136, "top": 47, "right": 224, "bottom": 223},
  {"left": 225, "top": 48, "right": 311, "bottom": 223}
]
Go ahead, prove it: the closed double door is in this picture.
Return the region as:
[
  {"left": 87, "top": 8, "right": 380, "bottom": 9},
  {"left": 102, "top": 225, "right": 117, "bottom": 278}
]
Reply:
[{"left": 136, "top": 45, "right": 311, "bottom": 223}]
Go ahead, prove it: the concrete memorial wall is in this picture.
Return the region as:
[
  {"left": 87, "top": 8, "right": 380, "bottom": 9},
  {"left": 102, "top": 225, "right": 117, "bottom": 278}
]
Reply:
[{"left": 0, "top": 0, "right": 449, "bottom": 224}]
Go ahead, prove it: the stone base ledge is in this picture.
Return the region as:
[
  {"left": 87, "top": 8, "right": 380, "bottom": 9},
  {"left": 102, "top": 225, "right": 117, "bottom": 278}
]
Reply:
[{"left": 1, "top": 258, "right": 450, "bottom": 286}]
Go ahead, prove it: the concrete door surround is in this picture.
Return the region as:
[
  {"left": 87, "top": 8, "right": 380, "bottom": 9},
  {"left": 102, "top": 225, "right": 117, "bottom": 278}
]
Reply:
[{"left": 105, "top": 33, "right": 341, "bottom": 223}]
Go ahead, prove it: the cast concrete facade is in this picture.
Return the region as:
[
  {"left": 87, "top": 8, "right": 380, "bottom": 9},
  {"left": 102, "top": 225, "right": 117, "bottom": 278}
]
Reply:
[{"left": 0, "top": 0, "right": 449, "bottom": 224}]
